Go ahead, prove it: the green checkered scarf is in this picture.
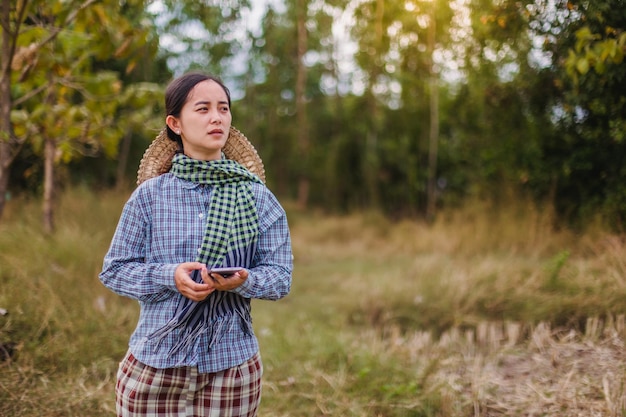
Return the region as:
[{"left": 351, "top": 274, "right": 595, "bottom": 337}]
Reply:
[
  {"left": 170, "top": 153, "right": 263, "bottom": 267},
  {"left": 148, "top": 153, "right": 263, "bottom": 357}
]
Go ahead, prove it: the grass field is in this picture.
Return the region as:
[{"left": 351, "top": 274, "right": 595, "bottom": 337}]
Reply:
[{"left": 1, "top": 187, "right": 625, "bottom": 416}]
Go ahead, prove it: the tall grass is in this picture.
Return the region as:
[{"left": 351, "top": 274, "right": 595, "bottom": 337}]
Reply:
[{"left": 1, "top": 188, "right": 625, "bottom": 416}]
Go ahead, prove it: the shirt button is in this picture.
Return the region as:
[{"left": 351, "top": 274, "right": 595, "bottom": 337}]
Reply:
[
  {"left": 197, "top": 248, "right": 202, "bottom": 253},
  {"left": 199, "top": 213, "right": 204, "bottom": 219}
]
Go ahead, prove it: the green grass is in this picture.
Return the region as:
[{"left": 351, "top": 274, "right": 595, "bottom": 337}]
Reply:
[{"left": 1, "top": 187, "right": 625, "bottom": 416}]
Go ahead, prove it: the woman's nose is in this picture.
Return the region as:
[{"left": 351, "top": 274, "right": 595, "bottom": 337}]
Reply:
[{"left": 209, "top": 109, "right": 221, "bottom": 123}]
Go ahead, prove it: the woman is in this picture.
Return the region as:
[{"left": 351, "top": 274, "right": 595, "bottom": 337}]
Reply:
[{"left": 100, "top": 72, "right": 293, "bottom": 417}]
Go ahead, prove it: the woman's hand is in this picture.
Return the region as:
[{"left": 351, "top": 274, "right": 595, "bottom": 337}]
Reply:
[
  {"left": 209, "top": 269, "right": 249, "bottom": 291},
  {"left": 174, "top": 262, "right": 216, "bottom": 301}
]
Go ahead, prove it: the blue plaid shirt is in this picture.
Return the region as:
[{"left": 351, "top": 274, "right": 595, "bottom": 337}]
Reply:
[{"left": 99, "top": 173, "right": 292, "bottom": 373}]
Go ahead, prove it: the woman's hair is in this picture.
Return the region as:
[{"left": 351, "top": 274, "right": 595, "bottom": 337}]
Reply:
[{"left": 164, "top": 72, "right": 232, "bottom": 144}]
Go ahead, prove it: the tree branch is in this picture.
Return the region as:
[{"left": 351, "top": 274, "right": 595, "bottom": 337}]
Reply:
[
  {"left": 1, "top": 0, "right": 29, "bottom": 77},
  {"left": 35, "top": 0, "right": 100, "bottom": 50},
  {"left": 13, "top": 80, "right": 50, "bottom": 106}
]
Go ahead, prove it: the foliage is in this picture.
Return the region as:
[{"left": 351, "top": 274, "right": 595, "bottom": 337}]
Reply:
[
  {"left": 9, "top": 0, "right": 143, "bottom": 158},
  {"left": 542, "top": 0, "right": 626, "bottom": 228},
  {"left": 1, "top": 0, "right": 163, "bottom": 219},
  {"left": 565, "top": 26, "right": 626, "bottom": 79},
  {"left": 151, "top": 0, "right": 252, "bottom": 83},
  {"left": 3, "top": 0, "right": 626, "bottom": 230}
]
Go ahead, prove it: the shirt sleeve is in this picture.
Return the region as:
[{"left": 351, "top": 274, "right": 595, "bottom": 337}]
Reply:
[
  {"left": 99, "top": 186, "right": 179, "bottom": 303},
  {"left": 231, "top": 185, "right": 293, "bottom": 300}
]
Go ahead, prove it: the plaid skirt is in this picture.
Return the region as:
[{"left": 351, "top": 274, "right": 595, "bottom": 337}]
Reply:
[{"left": 115, "top": 350, "right": 263, "bottom": 417}]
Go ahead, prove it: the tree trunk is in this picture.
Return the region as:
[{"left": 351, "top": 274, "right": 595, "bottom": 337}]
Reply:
[
  {"left": 426, "top": 7, "right": 438, "bottom": 222},
  {"left": 0, "top": 143, "right": 9, "bottom": 220},
  {"left": 42, "top": 135, "right": 56, "bottom": 234},
  {"left": 362, "top": 0, "right": 385, "bottom": 210},
  {"left": 295, "top": 0, "right": 309, "bottom": 210},
  {"left": 0, "top": 0, "right": 13, "bottom": 221}
]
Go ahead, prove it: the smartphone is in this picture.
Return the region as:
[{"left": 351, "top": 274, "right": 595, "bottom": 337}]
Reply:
[{"left": 210, "top": 267, "right": 243, "bottom": 277}]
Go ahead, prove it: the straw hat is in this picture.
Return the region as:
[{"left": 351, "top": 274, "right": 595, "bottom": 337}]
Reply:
[{"left": 136, "top": 126, "right": 265, "bottom": 185}]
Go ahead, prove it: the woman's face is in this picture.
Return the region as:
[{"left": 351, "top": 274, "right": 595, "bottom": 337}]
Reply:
[{"left": 166, "top": 79, "right": 232, "bottom": 161}]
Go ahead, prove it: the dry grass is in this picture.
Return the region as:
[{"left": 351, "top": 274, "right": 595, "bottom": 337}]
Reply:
[
  {"left": 385, "top": 319, "right": 626, "bottom": 416},
  {"left": 1, "top": 189, "right": 625, "bottom": 416},
  {"left": 270, "top": 200, "right": 626, "bottom": 416}
]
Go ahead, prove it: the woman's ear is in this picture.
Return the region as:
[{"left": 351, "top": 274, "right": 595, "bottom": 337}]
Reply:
[{"left": 166, "top": 115, "right": 181, "bottom": 134}]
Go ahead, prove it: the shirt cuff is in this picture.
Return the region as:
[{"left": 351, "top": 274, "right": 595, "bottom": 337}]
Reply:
[
  {"left": 231, "top": 272, "right": 255, "bottom": 298},
  {"left": 155, "top": 263, "right": 179, "bottom": 291}
]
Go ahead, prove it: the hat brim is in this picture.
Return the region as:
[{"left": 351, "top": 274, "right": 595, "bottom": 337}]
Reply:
[{"left": 136, "top": 126, "right": 266, "bottom": 185}]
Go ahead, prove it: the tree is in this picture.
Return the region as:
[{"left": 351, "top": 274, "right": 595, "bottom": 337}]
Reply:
[
  {"left": 238, "top": 0, "right": 342, "bottom": 204},
  {"left": 534, "top": 0, "right": 626, "bottom": 227},
  {"left": 435, "top": 0, "right": 556, "bottom": 209},
  {"left": 348, "top": 0, "right": 453, "bottom": 216},
  {"left": 1, "top": 0, "right": 158, "bottom": 230},
  {"left": 295, "top": 0, "right": 310, "bottom": 209},
  {"left": 455, "top": 0, "right": 626, "bottom": 227},
  {"left": 150, "top": 0, "right": 251, "bottom": 81}
]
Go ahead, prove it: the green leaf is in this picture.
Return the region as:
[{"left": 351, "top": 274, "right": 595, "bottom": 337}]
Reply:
[
  {"left": 608, "top": 39, "right": 617, "bottom": 59},
  {"left": 594, "top": 60, "right": 606, "bottom": 74},
  {"left": 599, "top": 41, "right": 611, "bottom": 61},
  {"left": 575, "top": 26, "right": 594, "bottom": 41},
  {"left": 574, "top": 27, "right": 594, "bottom": 53},
  {"left": 576, "top": 58, "right": 590, "bottom": 75}
]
